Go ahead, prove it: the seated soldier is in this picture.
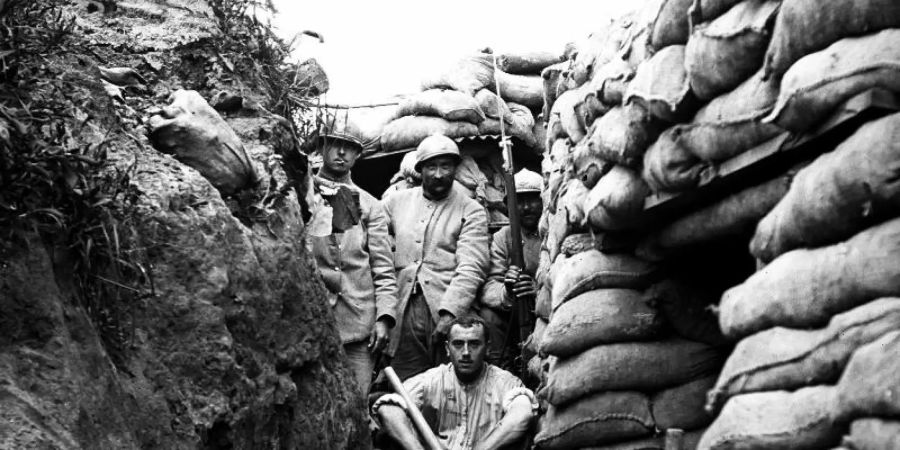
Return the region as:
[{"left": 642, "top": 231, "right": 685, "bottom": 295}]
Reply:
[{"left": 373, "top": 315, "right": 536, "bottom": 450}]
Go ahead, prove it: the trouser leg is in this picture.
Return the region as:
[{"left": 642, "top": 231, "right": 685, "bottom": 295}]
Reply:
[
  {"left": 343, "top": 341, "right": 375, "bottom": 399},
  {"left": 391, "top": 293, "right": 436, "bottom": 381},
  {"left": 479, "top": 307, "right": 510, "bottom": 365}
]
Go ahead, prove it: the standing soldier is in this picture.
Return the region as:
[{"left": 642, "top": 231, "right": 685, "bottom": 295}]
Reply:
[
  {"left": 479, "top": 169, "right": 543, "bottom": 365},
  {"left": 382, "top": 135, "right": 490, "bottom": 380},
  {"left": 306, "top": 122, "right": 399, "bottom": 399}
]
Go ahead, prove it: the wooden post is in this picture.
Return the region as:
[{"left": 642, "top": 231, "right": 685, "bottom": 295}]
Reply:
[
  {"left": 665, "top": 428, "right": 684, "bottom": 450},
  {"left": 383, "top": 367, "right": 443, "bottom": 450}
]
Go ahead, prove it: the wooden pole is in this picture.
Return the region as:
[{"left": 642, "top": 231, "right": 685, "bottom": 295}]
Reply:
[{"left": 383, "top": 367, "right": 444, "bottom": 450}]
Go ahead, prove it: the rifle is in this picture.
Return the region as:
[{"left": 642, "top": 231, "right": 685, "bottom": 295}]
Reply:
[{"left": 490, "top": 52, "right": 534, "bottom": 379}]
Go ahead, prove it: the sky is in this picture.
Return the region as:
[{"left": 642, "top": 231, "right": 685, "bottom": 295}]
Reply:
[{"left": 267, "top": 1, "right": 636, "bottom": 104}]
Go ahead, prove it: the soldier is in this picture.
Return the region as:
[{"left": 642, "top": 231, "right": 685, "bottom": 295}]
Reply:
[
  {"left": 306, "top": 123, "right": 399, "bottom": 399},
  {"left": 382, "top": 135, "right": 490, "bottom": 380}
]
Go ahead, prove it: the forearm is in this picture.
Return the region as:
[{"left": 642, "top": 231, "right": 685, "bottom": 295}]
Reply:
[
  {"left": 481, "top": 278, "right": 511, "bottom": 310},
  {"left": 377, "top": 405, "right": 426, "bottom": 450},
  {"left": 474, "top": 396, "right": 534, "bottom": 450}
]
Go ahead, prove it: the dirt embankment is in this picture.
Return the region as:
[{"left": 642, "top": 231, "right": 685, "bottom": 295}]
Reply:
[{"left": 0, "top": 0, "right": 365, "bottom": 448}]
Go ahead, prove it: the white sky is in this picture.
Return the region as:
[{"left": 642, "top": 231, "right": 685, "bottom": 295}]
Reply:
[{"left": 268, "top": 1, "right": 636, "bottom": 104}]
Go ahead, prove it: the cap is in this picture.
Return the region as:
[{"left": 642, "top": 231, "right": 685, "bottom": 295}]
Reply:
[
  {"left": 414, "top": 134, "right": 461, "bottom": 171},
  {"left": 514, "top": 169, "right": 543, "bottom": 194}
]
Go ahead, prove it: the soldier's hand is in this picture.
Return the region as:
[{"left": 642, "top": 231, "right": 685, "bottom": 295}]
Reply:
[
  {"left": 369, "top": 320, "right": 390, "bottom": 353},
  {"left": 512, "top": 273, "right": 536, "bottom": 300},
  {"left": 431, "top": 312, "right": 455, "bottom": 348},
  {"left": 504, "top": 266, "right": 522, "bottom": 291}
]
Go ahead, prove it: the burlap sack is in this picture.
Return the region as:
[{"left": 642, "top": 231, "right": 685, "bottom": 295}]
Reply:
[
  {"left": 524, "top": 318, "right": 548, "bottom": 356},
  {"left": 580, "top": 429, "right": 705, "bottom": 450},
  {"left": 540, "top": 289, "right": 663, "bottom": 358},
  {"left": 498, "top": 51, "right": 563, "bottom": 75},
  {"left": 147, "top": 90, "right": 258, "bottom": 196},
  {"left": 836, "top": 331, "right": 900, "bottom": 420},
  {"left": 574, "top": 103, "right": 661, "bottom": 170},
  {"left": 535, "top": 283, "right": 552, "bottom": 320},
  {"left": 560, "top": 232, "right": 596, "bottom": 257},
  {"left": 392, "top": 89, "right": 486, "bottom": 124},
  {"left": 551, "top": 87, "right": 593, "bottom": 143},
  {"left": 587, "top": 57, "right": 636, "bottom": 106},
  {"left": 685, "top": 0, "right": 780, "bottom": 100},
  {"left": 380, "top": 116, "right": 478, "bottom": 151},
  {"left": 542, "top": 62, "right": 570, "bottom": 121},
  {"left": 550, "top": 249, "right": 657, "bottom": 307},
  {"left": 420, "top": 53, "right": 494, "bottom": 96},
  {"left": 541, "top": 339, "right": 722, "bottom": 405},
  {"left": 677, "top": 69, "right": 782, "bottom": 162},
  {"left": 752, "top": 113, "right": 900, "bottom": 262},
  {"left": 649, "top": 0, "right": 694, "bottom": 50},
  {"left": 534, "top": 391, "right": 655, "bottom": 449},
  {"left": 698, "top": 386, "right": 843, "bottom": 450},
  {"left": 636, "top": 167, "right": 794, "bottom": 261},
  {"left": 642, "top": 127, "right": 706, "bottom": 193},
  {"left": 569, "top": 22, "right": 635, "bottom": 87},
  {"left": 762, "top": 0, "right": 900, "bottom": 80},
  {"left": 583, "top": 166, "right": 650, "bottom": 231},
  {"left": 474, "top": 89, "right": 512, "bottom": 122},
  {"left": 688, "top": 0, "right": 743, "bottom": 23},
  {"left": 477, "top": 102, "right": 539, "bottom": 150},
  {"left": 496, "top": 71, "right": 544, "bottom": 109},
  {"left": 560, "top": 179, "right": 589, "bottom": 227},
  {"left": 720, "top": 217, "right": 900, "bottom": 339},
  {"left": 626, "top": 45, "right": 699, "bottom": 123},
  {"left": 644, "top": 279, "right": 727, "bottom": 347},
  {"left": 652, "top": 375, "right": 717, "bottom": 430},
  {"left": 545, "top": 211, "right": 570, "bottom": 263},
  {"left": 709, "top": 298, "right": 900, "bottom": 413},
  {"left": 764, "top": 29, "right": 900, "bottom": 133},
  {"left": 841, "top": 418, "right": 900, "bottom": 450}
]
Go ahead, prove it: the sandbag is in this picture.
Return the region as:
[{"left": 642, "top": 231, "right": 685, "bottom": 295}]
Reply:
[
  {"left": 495, "top": 71, "right": 544, "bottom": 109},
  {"left": 147, "top": 90, "right": 259, "bottom": 196},
  {"left": 550, "top": 249, "right": 657, "bottom": 307},
  {"left": 698, "top": 386, "right": 843, "bottom": 450},
  {"left": 550, "top": 88, "right": 591, "bottom": 143},
  {"left": 636, "top": 167, "right": 794, "bottom": 261},
  {"left": 569, "top": 24, "right": 634, "bottom": 87},
  {"left": 392, "top": 89, "right": 485, "bottom": 124},
  {"left": 642, "top": 127, "right": 706, "bottom": 193},
  {"left": 650, "top": 0, "right": 694, "bottom": 50},
  {"left": 583, "top": 166, "right": 650, "bottom": 231},
  {"left": 752, "top": 113, "right": 900, "bottom": 262},
  {"left": 560, "top": 233, "right": 596, "bottom": 257},
  {"left": 541, "top": 62, "right": 570, "bottom": 121},
  {"left": 762, "top": 0, "right": 900, "bottom": 80},
  {"left": 685, "top": 0, "right": 780, "bottom": 101},
  {"left": 720, "top": 217, "right": 900, "bottom": 339},
  {"left": 581, "top": 430, "right": 705, "bottom": 450},
  {"left": 526, "top": 355, "right": 547, "bottom": 384},
  {"left": 626, "top": 45, "right": 699, "bottom": 123},
  {"left": 587, "top": 57, "right": 636, "bottom": 106},
  {"left": 380, "top": 116, "right": 478, "bottom": 151},
  {"left": 842, "top": 418, "right": 900, "bottom": 450},
  {"left": 498, "top": 51, "right": 563, "bottom": 75},
  {"left": 545, "top": 210, "right": 569, "bottom": 263},
  {"left": 535, "top": 283, "right": 552, "bottom": 320},
  {"left": 644, "top": 280, "right": 728, "bottom": 348},
  {"left": 765, "top": 29, "right": 900, "bottom": 133},
  {"left": 836, "top": 331, "right": 900, "bottom": 420},
  {"left": 534, "top": 391, "right": 655, "bottom": 449},
  {"left": 420, "top": 53, "right": 494, "bottom": 96},
  {"left": 688, "top": 0, "right": 743, "bottom": 23},
  {"left": 477, "top": 102, "right": 539, "bottom": 150},
  {"left": 710, "top": 298, "right": 900, "bottom": 413},
  {"left": 559, "top": 179, "right": 589, "bottom": 226},
  {"left": 532, "top": 118, "right": 547, "bottom": 153},
  {"left": 524, "top": 318, "right": 548, "bottom": 356},
  {"left": 541, "top": 339, "right": 722, "bottom": 405},
  {"left": 652, "top": 375, "right": 717, "bottom": 430},
  {"left": 677, "top": 69, "right": 782, "bottom": 162},
  {"left": 574, "top": 103, "right": 660, "bottom": 170},
  {"left": 540, "top": 289, "right": 663, "bottom": 358},
  {"left": 474, "top": 89, "right": 512, "bottom": 122}
]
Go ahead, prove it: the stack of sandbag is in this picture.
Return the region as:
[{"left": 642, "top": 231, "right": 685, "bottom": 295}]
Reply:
[{"left": 698, "top": 113, "right": 900, "bottom": 449}]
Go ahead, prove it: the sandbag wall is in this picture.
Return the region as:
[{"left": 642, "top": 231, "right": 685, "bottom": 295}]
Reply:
[
  {"left": 526, "top": 0, "right": 900, "bottom": 448},
  {"left": 378, "top": 50, "right": 560, "bottom": 225}
]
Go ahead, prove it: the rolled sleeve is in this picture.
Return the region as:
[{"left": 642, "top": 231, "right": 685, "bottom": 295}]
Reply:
[
  {"left": 366, "top": 199, "right": 399, "bottom": 327},
  {"left": 439, "top": 205, "right": 490, "bottom": 317},
  {"left": 502, "top": 387, "right": 539, "bottom": 415}
]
